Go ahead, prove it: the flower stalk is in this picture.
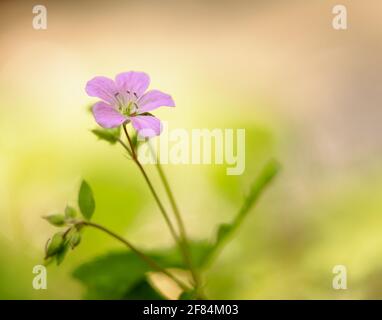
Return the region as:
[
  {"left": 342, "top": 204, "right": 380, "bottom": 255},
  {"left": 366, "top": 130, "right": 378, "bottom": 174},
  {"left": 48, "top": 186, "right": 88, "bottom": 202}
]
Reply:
[
  {"left": 148, "top": 143, "right": 202, "bottom": 293},
  {"left": 121, "top": 124, "right": 180, "bottom": 245},
  {"left": 120, "top": 124, "right": 202, "bottom": 294}
]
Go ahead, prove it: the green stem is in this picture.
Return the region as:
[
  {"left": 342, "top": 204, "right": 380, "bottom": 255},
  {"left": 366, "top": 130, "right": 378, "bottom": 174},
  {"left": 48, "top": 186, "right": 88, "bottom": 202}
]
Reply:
[
  {"left": 120, "top": 125, "right": 186, "bottom": 273},
  {"left": 134, "top": 159, "right": 180, "bottom": 246},
  {"left": 148, "top": 143, "right": 201, "bottom": 291},
  {"left": 122, "top": 125, "right": 136, "bottom": 158},
  {"left": 119, "top": 125, "right": 206, "bottom": 297},
  {"left": 78, "top": 220, "right": 191, "bottom": 292}
]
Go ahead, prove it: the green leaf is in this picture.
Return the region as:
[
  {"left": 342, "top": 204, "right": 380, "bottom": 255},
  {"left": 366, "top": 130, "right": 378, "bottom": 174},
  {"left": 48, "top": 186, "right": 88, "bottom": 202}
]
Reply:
[
  {"left": 65, "top": 206, "right": 77, "bottom": 219},
  {"left": 46, "top": 232, "right": 65, "bottom": 258},
  {"left": 179, "top": 290, "right": 196, "bottom": 300},
  {"left": 91, "top": 127, "right": 121, "bottom": 144},
  {"left": 78, "top": 180, "right": 95, "bottom": 220},
  {"left": 123, "top": 280, "right": 165, "bottom": 300},
  {"left": 150, "top": 241, "right": 212, "bottom": 269},
  {"left": 72, "top": 241, "right": 211, "bottom": 299},
  {"left": 73, "top": 251, "right": 151, "bottom": 299},
  {"left": 43, "top": 214, "right": 66, "bottom": 227},
  {"left": 216, "top": 223, "right": 232, "bottom": 244}
]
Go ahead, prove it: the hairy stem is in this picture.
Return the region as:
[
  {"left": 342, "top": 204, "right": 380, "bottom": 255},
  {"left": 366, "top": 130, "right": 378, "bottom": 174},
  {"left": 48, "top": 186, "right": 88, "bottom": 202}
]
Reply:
[{"left": 77, "top": 220, "right": 191, "bottom": 292}]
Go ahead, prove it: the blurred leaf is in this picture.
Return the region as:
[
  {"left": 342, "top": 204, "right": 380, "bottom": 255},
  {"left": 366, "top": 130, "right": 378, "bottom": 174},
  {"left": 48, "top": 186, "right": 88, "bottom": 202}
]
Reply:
[
  {"left": 91, "top": 127, "right": 121, "bottom": 144},
  {"left": 65, "top": 205, "right": 77, "bottom": 219},
  {"left": 43, "top": 214, "right": 66, "bottom": 227},
  {"left": 73, "top": 251, "right": 151, "bottom": 299},
  {"left": 186, "top": 241, "right": 211, "bottom": 268},
  {"left": 206, "top": 159, "right": 280, "bottom": 264},
  {"left": 46, "top": 232, "right": 65, "bottom": 258},
  {"left": 179, "top": 290, "right": 196, "bottom": 300},
  {"left": 73, "top": 241, "right": 211, "bottom": 299},
  {"left": 123, "top": 280, "right": 165, "bottom": 300},
  {"left": 78, "top": 180, "right": 95, "bottom": 220},
  {"left": 216, "top": 223, "right": 232, "bottom": 244},
  {"left": 150, "top": 241, "right": 212, "bottom": 269}
]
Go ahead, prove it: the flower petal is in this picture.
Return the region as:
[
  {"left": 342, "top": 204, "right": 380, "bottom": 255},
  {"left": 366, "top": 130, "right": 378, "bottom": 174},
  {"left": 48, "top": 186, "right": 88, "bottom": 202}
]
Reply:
[
  {"left": 137, "top": 90, "right": 175, "bottom": 113},
  {"left": 85, "top": 76, "right": 118, "bottom": 105},
  {"left": 115, "top": 71, "right": 150, "bottom": 97},
  {"left": 130, "top": 115, "right": 162, "bottom": 138},
  {"left": 92, "top": 101, "right": 127, "bottom": 128}
]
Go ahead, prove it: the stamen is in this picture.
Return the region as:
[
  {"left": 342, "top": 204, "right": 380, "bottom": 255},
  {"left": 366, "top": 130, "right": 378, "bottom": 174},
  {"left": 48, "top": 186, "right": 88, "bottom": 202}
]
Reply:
[
  {"left": 114, "top": 92, "right": 124, "bottom": 109},
  {"left": 133, "top": 92, "right": 138, "bottom": 98}
]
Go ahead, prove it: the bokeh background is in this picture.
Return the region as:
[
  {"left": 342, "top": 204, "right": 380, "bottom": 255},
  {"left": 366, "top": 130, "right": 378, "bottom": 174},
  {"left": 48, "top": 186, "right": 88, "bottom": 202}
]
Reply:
[{"left": 1, "top": 0, "right": 382, "bottom": 299}]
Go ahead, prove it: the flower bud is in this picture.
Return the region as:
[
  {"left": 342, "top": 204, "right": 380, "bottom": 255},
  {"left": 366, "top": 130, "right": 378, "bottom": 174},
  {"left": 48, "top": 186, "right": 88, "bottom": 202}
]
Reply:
[
  {"left": 44, "top": 214, "right": 66, "bottom": 227},
  {"left": 46, "top": 232, "right": 65, "bottom": 258},
  {"left": 65, "top": 205, "right": 77, "bottom": 219}
]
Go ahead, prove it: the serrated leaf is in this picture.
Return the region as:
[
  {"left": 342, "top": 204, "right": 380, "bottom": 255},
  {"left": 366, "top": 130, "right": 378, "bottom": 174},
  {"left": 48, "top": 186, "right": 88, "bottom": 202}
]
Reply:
[
  {"left": 78, "top": 180, "right": 95, "bottom": 220},
  {"left": 43, "top": 214, "right": 66, "bottom": 227},
  {"left": 65, "top": 206, "right": 77, "bottom": 219},
  {"left": 46, "top": 232, "right": 65, "bottom": 258},
  {"left": 91, "top": 127, "right": 121, "bottom": 144}
]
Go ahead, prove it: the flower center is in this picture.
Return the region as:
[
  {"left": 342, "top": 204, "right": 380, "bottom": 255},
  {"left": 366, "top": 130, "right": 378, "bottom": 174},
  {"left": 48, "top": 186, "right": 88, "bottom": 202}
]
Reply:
[
  {"left": 121, "top": 101, "right": 138, "bottom": 116},
  {"left": 114, "top": 92, "right": 139, "bottom": 116}
]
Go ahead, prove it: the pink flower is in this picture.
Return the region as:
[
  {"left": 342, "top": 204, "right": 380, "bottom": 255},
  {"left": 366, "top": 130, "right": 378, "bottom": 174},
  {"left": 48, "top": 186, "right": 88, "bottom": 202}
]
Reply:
[{"left": 86, "top": 71, "right": 175, "bottom": 137}]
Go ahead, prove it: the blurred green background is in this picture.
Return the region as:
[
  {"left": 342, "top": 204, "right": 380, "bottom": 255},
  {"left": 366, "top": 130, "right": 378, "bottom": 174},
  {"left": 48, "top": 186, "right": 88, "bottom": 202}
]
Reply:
[{"left": 1, "top": 0, "right": 382, "bottom": 299}]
